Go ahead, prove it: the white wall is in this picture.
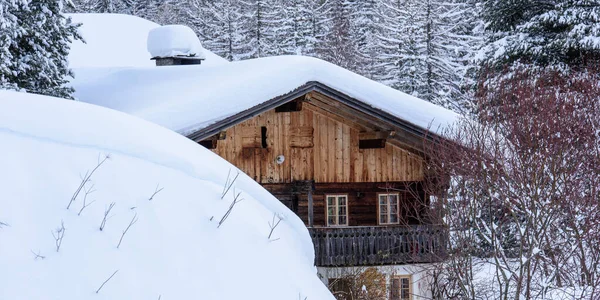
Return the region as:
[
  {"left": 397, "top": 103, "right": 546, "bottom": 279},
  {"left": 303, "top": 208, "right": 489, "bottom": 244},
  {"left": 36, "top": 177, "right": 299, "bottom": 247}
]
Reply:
[{"left": 318, "top": 264, "right": 435, "bottom": 300}]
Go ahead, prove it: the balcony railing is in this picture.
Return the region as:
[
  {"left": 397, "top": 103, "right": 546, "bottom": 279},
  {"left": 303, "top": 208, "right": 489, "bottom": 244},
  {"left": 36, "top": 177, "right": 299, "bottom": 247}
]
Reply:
[{"left": 309, "top": 225, "right": 447, "bottom": 267}]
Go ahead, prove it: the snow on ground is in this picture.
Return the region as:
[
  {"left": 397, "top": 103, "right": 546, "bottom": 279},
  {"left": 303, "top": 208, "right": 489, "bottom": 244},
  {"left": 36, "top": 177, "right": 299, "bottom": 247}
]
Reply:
[
  {"left": 67, "top": 13, "right": 227, "bottom": 68},
  {"left": 0, "top": 90, "right": 333, "bottom": 300},
  {"left": 147, "top": 25, "right": 206, "bottom": 59},
  {"left": 73, "top": 55, "right": 459, "bottom": 137}
]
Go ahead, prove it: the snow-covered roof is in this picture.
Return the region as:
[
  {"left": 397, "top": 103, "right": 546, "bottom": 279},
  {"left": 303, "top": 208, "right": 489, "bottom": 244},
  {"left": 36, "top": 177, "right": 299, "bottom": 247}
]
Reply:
[
  {"left": 0, "top": 90, "right": 333, "bottom": 299},
  {"left": 73, "top": 55, "right": 459, "bottom": 137},
  {"left": 67, "top": 13, "right": 226, "bottom": 68},
  {"left": 147, "top": 25, "right": 206, "bottom": 59}
]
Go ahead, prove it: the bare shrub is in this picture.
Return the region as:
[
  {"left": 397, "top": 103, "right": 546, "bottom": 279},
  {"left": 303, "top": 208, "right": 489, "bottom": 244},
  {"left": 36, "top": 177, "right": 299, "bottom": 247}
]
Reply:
[{"left": 424, "top": 65, "right": 600, "bottom": 299}]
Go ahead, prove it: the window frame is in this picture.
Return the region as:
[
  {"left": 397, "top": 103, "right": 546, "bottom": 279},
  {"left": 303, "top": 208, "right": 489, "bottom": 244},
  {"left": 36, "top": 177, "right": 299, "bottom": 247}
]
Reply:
[
  {"left": 390, "top": 275, "right": 413, "bottom": 300},
  {"left": 325, "top": 194, "right": 349, "bottom": 226},
  {"left": 378, "top": 193, "right": 401, "bottom": 225}
]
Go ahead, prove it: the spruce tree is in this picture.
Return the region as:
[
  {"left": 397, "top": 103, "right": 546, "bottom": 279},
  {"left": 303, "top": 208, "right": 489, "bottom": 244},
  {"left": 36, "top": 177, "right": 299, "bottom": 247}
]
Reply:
[
  {"left": 481, "top": 0, "right": 600, "bottom": 68},
  {"left": 3, "top": 0, "right": 81, "bottom": 99},
  {"left": 0, "top": 0, "right": 21, "bottom": 90}
]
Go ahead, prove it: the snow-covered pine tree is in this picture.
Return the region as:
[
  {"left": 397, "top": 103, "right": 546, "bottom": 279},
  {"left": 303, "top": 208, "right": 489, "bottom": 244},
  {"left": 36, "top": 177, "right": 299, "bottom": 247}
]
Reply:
[
  {"left": 237, "top": 0, "right": 287, "bottom": 58},
  {"left": 0, "top": 0, "right": 21, "bottom": 91},
  {"left": 263, "top": 0, "right": 295, "bottom": 56},
  {"left": 481, "top": 0, "right": 600, "bottom": 68},
  {"left": 348, "top": 0, "right": 380, "bottom": 78},
  {"left": 5, "top": 0, "right": 81, "bottom": 99},
  {"left": 319, "top": 0, "right": 357, "bottom": 71},
  {"left": 375, "top": 0, "right": 427, "bottom": 98},
  {"left": 299, "top": 0, "right": 332, "bottom": 57},
  {"left": 285, "top": 0, "right": 314, "bottom": 55},
  {"left": 186, "top": 0, "right": 247, "bottom": 61},
  {"left": 423, "top": 0, "right": 483, "bottom": 112}
]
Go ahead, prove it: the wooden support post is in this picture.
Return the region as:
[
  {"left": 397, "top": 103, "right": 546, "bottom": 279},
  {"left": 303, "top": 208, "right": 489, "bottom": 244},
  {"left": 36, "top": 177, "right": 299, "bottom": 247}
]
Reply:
[{"left": 308, "top": 188, "right": 314, "bottom": 227}]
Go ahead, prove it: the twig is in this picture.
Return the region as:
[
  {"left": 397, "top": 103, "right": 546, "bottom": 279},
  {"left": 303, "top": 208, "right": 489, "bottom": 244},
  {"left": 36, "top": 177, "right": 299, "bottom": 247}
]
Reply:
[
  {"left": 218, "top": 190, "right": 243, "bottom": 228},
  {"left": 52, "top": 220, "right": 66, "bottom": 252},
  {"left": 221, "top": 169, "right": 240, "bottom": 199},
  {"left": 149, "top": 184, "right": 164, "bottom": 201},
  {"left": 0, "top": 221, "right": 8, "bottom": 228},
  {"left": 268, "top": 213, "right": 282, "bottom": 240},
  {"left": 78, "top": 184, "right": 97, "bottom": 216},
  {"left": 30, "top": 249, "right": 46, "bottom": 260},
  {"left": 117, "top": 213, "right": 138, "bottom": 248},
  {"left": 95, "top": 269, "right": 119, "bottom": 294},
  {"left": 100, "top": 202, "right": 116, "bottom": 231},
  {"left": 67, "top": 153, "right": 109, "bottom": 209}
]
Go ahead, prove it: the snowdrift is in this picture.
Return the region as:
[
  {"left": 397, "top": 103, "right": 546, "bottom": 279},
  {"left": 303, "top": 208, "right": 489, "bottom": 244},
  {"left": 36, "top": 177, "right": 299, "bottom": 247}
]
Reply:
[
  {"left": 67, "top": 13, "right": 227, "bottom": 68},
  {"left": 0, "top": 90, "right": 333, "bottom": 300},
  {"left": 73, "top": 55, "right": 459, "bottom": 137}
]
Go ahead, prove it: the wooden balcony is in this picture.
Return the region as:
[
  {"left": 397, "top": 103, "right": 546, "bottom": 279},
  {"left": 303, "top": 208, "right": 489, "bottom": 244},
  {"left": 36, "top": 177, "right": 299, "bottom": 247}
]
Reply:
[{"left": 309, "top": 225, "right": 447, "bottom": 267}]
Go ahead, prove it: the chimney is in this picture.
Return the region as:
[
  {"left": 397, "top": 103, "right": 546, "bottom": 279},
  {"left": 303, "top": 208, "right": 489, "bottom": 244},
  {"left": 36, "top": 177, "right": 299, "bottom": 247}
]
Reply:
[{"left": 147, "top": 25, "right": 206, "bottom": 66}]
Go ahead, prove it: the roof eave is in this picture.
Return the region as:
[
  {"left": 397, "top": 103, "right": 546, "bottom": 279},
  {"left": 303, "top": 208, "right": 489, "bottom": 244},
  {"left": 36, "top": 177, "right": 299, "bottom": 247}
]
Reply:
[{"left": 186, "top": 81, "right": 443, "bottom": 152}]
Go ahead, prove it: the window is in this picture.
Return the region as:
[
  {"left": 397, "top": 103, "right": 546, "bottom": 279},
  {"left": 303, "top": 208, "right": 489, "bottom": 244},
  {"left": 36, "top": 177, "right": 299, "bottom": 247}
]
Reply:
[
  {"left": 328, "top": 277, "right": 351, "bottom": 300},
  {"left": 390, "top": 275, "right": 412, "bottom": 300},
  {"left": 379, "top": 193, "right": 400, "bottom": 225},
  {"left": 326, "top": 195, "right": 348, "bottom": 226},
  {"left": 260, "top": 126, "right": 268, "bottom": 148}
]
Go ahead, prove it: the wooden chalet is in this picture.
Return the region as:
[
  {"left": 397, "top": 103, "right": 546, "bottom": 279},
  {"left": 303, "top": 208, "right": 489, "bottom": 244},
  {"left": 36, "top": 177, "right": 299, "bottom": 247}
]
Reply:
[
  {"left": 188, "top": 81, "right": 447, "bottom": 268},
  {"left": 75, "top": 49, "right": 456, "bottom": 299}
]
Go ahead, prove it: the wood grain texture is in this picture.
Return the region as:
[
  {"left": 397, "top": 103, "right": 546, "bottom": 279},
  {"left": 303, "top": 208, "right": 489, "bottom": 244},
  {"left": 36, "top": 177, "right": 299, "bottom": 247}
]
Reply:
[{"left": 211, "top": 97, "right": 425, "bottom": 184}]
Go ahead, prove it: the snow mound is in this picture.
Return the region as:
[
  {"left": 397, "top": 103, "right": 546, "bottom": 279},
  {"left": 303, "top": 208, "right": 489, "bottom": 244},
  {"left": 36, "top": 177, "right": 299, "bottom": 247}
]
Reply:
[
  {"left": 68, "top": 14, "right": 225, "bottom": 68},
  {"left": 0, "top": 90, "right": 333, "bottom": 300},
  {"left": 147, "top": 25, "right": 206, "bottom": 59}
]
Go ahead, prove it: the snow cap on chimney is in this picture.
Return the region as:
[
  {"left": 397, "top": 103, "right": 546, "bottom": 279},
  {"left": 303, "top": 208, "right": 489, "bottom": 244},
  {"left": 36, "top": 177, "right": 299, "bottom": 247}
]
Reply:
[{"left": 147, "top": 25, "right": 206, "bottom": 66}]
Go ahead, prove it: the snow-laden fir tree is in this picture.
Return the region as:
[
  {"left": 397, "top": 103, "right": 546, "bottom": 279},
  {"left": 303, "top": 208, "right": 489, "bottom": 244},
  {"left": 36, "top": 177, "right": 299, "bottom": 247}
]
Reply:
[
  {"left": 0, "top": 0, "right": 21, "bottom": 90},
  {"left": 424, "top": 0, "right": 483, "bottom": 112},
  {"left": 186, "top": 0, "right": 248, "bottom": 61},
  {"left": 2, "top": 0, "right": 81, "bottom": 99},
  {"left": 348, "top": 0, "right": 380, "bottom": 78},
  {"left": 376, "top": 0, "right": 427, "bottom": 98},
  {"left": 319, "top": 0, "right": 358, "bottom": 71},
  {"left": 481, "top": 0, "right": 600, "bottom": 68},
  {"left": 285, "top": 0, "right": 316, "bottom": 55}
]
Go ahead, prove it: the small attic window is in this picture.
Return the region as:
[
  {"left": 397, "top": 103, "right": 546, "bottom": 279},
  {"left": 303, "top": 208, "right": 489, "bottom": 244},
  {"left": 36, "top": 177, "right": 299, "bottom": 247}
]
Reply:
[
  {"left": 359, "top": 139, "right": 386, "bottom": 149},
  {"left": 261, "top": 127, "right": 268, "bottom": 148},
  {"left": 199, "top": 139, "right": 217, "bottom": 149},
  {"left": 275, "top": 99, "right": 303, "bottom": 113}
]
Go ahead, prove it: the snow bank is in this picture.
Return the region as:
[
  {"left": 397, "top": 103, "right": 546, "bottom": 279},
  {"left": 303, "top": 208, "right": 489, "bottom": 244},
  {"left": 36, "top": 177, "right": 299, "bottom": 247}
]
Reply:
[
  {"left": 73, "top": 55, "right": 459, "bottom": 136},
  {"left": 147, "top": 25, "right": 206, "bottom": 59},
  {"left": 68, "top": 14, "right": 225, "bottom": 68},
  {"left": 0, "top": 90, "right": 333, "bottom": 300}
]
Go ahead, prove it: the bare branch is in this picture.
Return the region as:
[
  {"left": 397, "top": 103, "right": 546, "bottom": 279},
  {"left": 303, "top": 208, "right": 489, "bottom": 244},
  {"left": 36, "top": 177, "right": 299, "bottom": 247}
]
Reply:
[
  {"left": 149, "top": 184, "right": 164, "bottom": 201},
  {"left": 221, "top": 169, "right": 240, "bottom": 199},
  {"left": 117, "top": 213, "right": 138, "bottom": 248},
  {"left": 218, "top": 190, "right": 243, "bottom": 228},
  {"left": 100, "top": 202, "right": 116, "bottom": 231},
  {"left": 68, "top": 153, "right": 109, "bottom": 209},
  {"left": 268, "top": 213, "right": 282, "bottom": 240},
  {"left": 0, "top": 221, "right": 8, "bottom": 228},
  {"left": 30, "top": 249, "right": 45, "bottom": 260},
  {"left": 78, "top": 184, "right": 97, "bottom": 216},
  {"left": 51, "top": 220, "right": 66, "bottom": 252},
  {"left": 95, "top": 269, "right": 119, "bottom": 294}
]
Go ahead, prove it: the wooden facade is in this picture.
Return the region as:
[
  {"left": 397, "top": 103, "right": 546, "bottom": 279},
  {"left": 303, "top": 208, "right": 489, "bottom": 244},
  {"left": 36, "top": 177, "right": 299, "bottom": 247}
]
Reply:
[
  {"left": 199, "top": 90, "right": 446, "bottom": 267},
  {"left": 211, "top": 95, "right": 425, "bottom": 184}
]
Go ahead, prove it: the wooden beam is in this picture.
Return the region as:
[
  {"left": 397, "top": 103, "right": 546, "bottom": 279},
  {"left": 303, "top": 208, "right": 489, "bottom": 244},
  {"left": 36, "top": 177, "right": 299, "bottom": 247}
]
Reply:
[
  {"left": 308, "top": 188, "right": 314, "bottom": 227},
  {"left": 359, "top": 131, "right": 395, "bottom": 140}
]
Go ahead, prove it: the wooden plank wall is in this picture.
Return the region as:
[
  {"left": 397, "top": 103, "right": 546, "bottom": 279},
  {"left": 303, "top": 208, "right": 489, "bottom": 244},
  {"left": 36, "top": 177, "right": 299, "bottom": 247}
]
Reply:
[
  {"left": 295, "top": 182, "right": 428, "bottom": 227},
  {"left": 212, "top": 101, "right": 424, "bottom": 184}
]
